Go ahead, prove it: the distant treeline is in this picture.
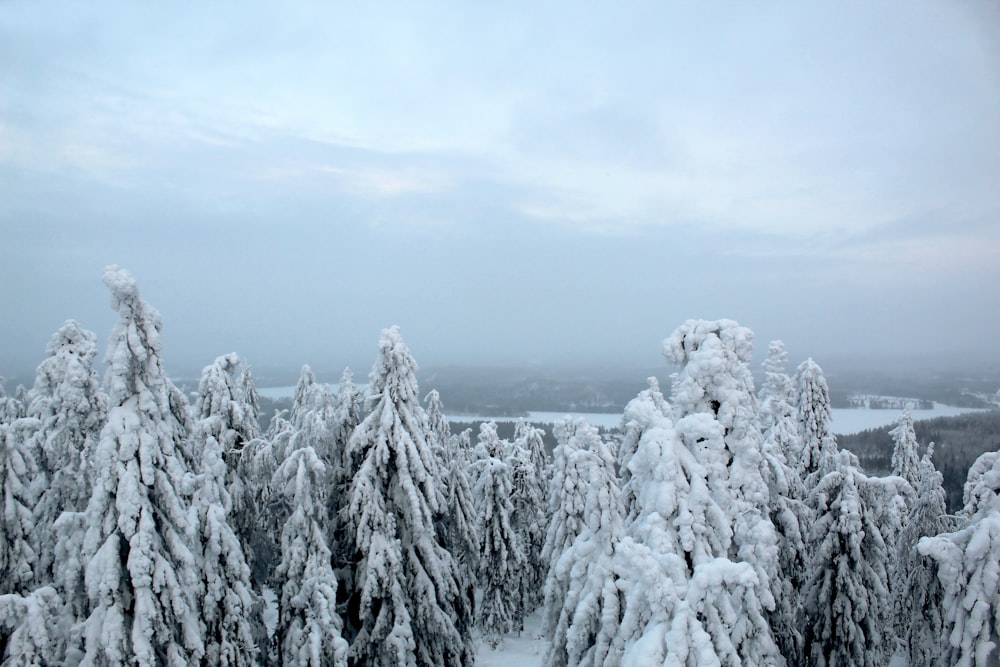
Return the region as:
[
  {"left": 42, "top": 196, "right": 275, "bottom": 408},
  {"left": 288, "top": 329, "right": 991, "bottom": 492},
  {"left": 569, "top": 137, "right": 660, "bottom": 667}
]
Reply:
[{"left": 841, "top": 409, "right": 1000, "bottom": 510}]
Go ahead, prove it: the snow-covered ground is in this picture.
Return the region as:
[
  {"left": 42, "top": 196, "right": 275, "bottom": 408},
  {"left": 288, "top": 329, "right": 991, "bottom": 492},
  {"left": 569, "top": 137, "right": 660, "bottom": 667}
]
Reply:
[{"left": 475, "top": 610, "right": 546, "bottom": 667}]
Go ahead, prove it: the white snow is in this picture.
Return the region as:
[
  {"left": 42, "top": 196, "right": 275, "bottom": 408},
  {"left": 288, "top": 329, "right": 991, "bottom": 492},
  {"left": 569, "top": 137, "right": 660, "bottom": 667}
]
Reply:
[
  {"left": 258, "top": 387, "right": 986, "bottom": 435},
  {"left": 475, "top": 609, "right": 546, "bottom": 667},
  {"left": 450, "top": 406, "right": 983, "bottom": 435},
  {"left": 262, "top": 587, "right": 278, "bottom": 638}
]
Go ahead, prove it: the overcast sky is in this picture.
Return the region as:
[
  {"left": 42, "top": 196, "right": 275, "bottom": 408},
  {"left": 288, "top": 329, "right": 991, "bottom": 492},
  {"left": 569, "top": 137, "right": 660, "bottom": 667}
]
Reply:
[{"left": 2, "top": 1, "right": 999, "bottom": 382}]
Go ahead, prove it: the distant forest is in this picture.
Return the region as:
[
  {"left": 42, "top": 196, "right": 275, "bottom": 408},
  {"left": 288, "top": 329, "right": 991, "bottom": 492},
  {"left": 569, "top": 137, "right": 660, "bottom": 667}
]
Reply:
[{"left": 841, "top": 410, "right": 1000, "bottom": 510}]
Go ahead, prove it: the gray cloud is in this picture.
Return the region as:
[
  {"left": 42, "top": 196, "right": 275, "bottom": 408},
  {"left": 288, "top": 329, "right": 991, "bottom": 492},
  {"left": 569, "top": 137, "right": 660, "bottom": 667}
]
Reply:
[{"left": 2, "top": 0, "right": 999, "bottom": 383}]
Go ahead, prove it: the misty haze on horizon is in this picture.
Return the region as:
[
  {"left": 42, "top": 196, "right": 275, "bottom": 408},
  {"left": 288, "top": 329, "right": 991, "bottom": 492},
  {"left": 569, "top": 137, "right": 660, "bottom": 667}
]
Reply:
[{"left": 3, "top": 2, "right": 999, "bottom": 385}]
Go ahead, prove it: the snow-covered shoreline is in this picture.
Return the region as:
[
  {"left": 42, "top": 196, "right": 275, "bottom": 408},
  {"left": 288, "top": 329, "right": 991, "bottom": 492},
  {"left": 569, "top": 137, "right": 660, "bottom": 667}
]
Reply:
[{"left": 260, "top": 384, "right": 987, "bottom": 436}]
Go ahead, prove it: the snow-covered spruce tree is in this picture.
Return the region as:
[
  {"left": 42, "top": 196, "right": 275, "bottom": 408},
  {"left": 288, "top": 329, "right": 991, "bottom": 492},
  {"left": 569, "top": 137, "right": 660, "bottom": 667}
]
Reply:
[
  {"left": 618, "top": 377, "right": 671, "bottom": 524},
  {"left": 543, "top": 423, "right": 623, "bottom": 667},
  {"left": 757, "top": 341, "right": 800, "bottom": 471},
  {"left": 291, "top": 364, "right": 319, "bottom": 424},
  {"left": 470, "top": 418, "right": 504, "bottom": 497},
  {"left": 541, "top": 418, "right": 602, "bottom": 642},
  {"left": 329, "top": 369, "right": 364, "bottom": 595},
  {"left": 0, "top": 384, "right": 14, "bottom": 426},
  {"left": 196, "top": 354, "right": 272, "bottom": 596},
  {"left": 475, "top": 422, "right": 523, "bottom": 648},
  {"left": 895, "top": 443, "right": 947, "bottom": 667},
  {"left": 346, "top": 327, "right": 471, "bottom": 666},
  {"left": 26, "top": 321, "right": 107, "bottom": 582},
  {"left": 192, "top": 434, "right": 259, "bottom": 665},
  {"left": 193, "top": 353, "right": 260, "bottom": 461},
  {"left": 889, "top": 408, "right": 921, "bottom": 490},
  {"left": 663, "top": 320, "right": 782, "bottom": 650},
  {"left": 0, "top": 385, "right": 27, "bottom": 424},
  {"left": 272, "top": 442, "right": 347, "bottom": 667},
  {"left": 423, "top": 391, "right": 456, "bottom": 547},
  {"left": 802, "top": 449, "right": 892, "bottom": 667},
  {"left": 0, "top": 585, "right": 65, "bottom": 665},
  {"left": 424, "top": 391, "right": 478, "bottom": 644},
  {"left": 865, "top": 472, "right": 910, "bottom": 591},
  {"left": 0, "top": 417, "right": 41, "bottom": 596},
  {"left": 919, "top": 449, "right": 1000, "bottom": 667},
  {"left": 515, "top": 418, "right": 548, "bottom": 472},
  {"left": 233, "top": 408, "right": 295, "bottom": 582},
  {"left": 757, "top": 341, "right": 791, "bottom": 433},
  {"left": 232, "top": 432, "right": 281, "bottom": 590},
  {"left": 442, "top": 428, "right": 479, "bottom": 589},
  {"left": 613, "top": 412, "right": 780, "bottom": 666},
  {"left": 793, "top": 358, "right": 837, "bottom": 483},
  {"left": 237, "top": 363, "right": 260, "bottom": 433},
  {"left": 332, "top": 369, "right": 364, "bottom": 487},
  {"left": 190, "top": 360, "right": 261, "bottom": 666},
  {"left": 755, "top": 341, "right": 810, "bottom": 663},
  {"left": 510, "top": 420, "right": 550, "bottom": 615},
  {"left": 79, "top": 266, "right": 204, "bottom": 665},
  {"left": 424, "top": 390, "right": 450, "bottom": 459},
  {"left": 288, "top": 365, "right": 336, "bottom": 468}
]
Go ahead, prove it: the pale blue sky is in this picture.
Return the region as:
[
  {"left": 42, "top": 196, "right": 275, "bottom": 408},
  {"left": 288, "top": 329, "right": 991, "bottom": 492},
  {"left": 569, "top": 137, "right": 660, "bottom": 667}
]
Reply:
[{"left": 2, "top": 1, "right": 999, "bottom": 379}]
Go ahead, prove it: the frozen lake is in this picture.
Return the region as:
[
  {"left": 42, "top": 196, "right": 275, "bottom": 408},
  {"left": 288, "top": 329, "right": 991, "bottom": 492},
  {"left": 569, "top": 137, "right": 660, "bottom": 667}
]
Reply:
[
  {"left": 447, "top": 404, "right": 984, "bottom": 436},
  {"left": 258, "top": 385, "right": 984, "bottom": 436}
]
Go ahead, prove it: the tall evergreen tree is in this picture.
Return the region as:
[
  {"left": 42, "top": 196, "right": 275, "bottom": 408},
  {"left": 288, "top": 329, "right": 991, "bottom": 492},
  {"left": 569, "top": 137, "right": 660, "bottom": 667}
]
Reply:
[
  {"left": 345, "top": 327, "right": 471, "bottom": 666},
  {"left": 26, "top": 321, "right": 107, "bottom": 581},
  {"left": 543, "top": 423, "right": 623, "bottom": 667},
  {"left": 757, "top": 341, "right": 800, "bottom": 472},
  {"left": 19, "top": 323, "right": 107, "bottom": 662},
  {"left": 191, "top": 358, "right": 261, "bottom": 666},
  {"left": 756, "top": 341, "right": 809, "bottom": 663},
  {"left": 424, "top": 392, "right": 477, "bottom": 647},
  {"left": 509, "top": 420, "right": 549, "bottom": 615},
  {"left": 618, "top": 378, "right": 671, "bottom": 523},
  {"left": 664, "top": 320, "right": 781, "bottom": 644},
  {"left": 329, "top": 369, "right": 364, "bottom": 604},
  {"left": 475, "top": 424, "right": 522, "bottom": 648},
  {"left": 920, "top": 448, "right": 1000, "bottom": 667},
  {"left": 272, "top": 444, "right": 347, "bottom": 667},
  {"left": 794, "top": 358, "right": 837, "bottom": 482},
  {"left": 423, "top": 390, "right": 450, "bottom": 457},
  {"left": 287, "top": 365, "right": 335, "bottom": 470},
  {"left": 757, "top": 342, "right": 792, "bottom": 435},
  {"left": 896, "top": 443, "right": 947, "bottom": 667},
  {"left": 441, "top": 429, "right": 478, "bottom": 597},
  {"left": 613, "top": 412, "right": 779, "bottom": 666},
  {"left": 0, "top": 385, "right": 27, "bottom": 424},
  {"left": 332, "top": 369, "right": 363, "bottom": 491},
  {"left": 193, "top": 353, "right": 260, "bottom": 459},
  {"left": 541, "top": 418, "right": 603, "bottom": 642},
  {"left": 889, "top": 409, "right": 921, "bottom": 490},
  {"left": 290, "top": 365, "right": 321, "bottom": 428},
  {"left": 0, "top": 384, "right": 17, "bottom": 426},
  {"left": 232, "top": 433, "right": 281, "bottom": 591},
  {"left": 802, "top": 450, "right": 892, "bottom": 667},
  {"left": 79, "top": 266, "right": 204, "bottom": 665},
  {"left": 0, "top": 417, "right": 41, "bottom": 596}
]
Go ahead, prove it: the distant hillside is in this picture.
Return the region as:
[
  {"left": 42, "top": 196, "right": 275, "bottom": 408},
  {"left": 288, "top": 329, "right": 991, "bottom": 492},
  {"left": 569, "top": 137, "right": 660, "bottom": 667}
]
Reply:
[{"left": 840, "top": 410, "right": 1000, "bottom": 511}]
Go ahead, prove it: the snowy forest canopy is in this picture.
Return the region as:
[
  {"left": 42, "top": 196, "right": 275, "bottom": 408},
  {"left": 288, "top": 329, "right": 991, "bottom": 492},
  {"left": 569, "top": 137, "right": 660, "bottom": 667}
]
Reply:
[{"left": 1, "top": 266, "right": 999, "bottom": 667}]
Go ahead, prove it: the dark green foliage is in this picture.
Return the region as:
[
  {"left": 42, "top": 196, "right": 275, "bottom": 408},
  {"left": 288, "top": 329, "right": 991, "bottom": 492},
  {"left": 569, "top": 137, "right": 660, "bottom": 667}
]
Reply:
[{"left": 841, "top": 410, "right": 1000, "bottom": 510}]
